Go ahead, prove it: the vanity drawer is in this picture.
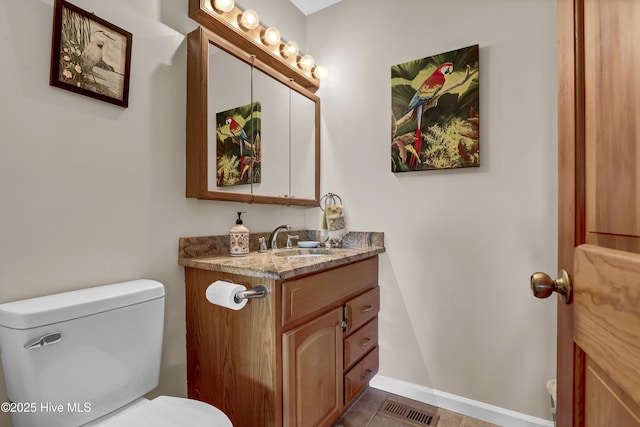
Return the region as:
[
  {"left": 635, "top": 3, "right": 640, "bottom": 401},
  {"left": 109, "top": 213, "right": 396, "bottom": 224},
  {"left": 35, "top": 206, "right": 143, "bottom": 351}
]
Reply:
[
  {"left": 344, "top": 287, "right": 379, "bottom": 334},
  {"left": 344, "top": 346, "right": 379, "bottom": 406},
  {"left": 282, "top": 257, "right": 378, "bottom": 327},
  {"left": 344, "top": 317, "right": 378, "bottom": 371}
]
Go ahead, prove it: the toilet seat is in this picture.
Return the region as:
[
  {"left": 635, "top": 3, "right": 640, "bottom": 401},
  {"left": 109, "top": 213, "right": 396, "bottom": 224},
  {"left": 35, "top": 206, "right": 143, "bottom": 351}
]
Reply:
[{"left": 91, "top": 396, "right": 233, "bottom": 427}]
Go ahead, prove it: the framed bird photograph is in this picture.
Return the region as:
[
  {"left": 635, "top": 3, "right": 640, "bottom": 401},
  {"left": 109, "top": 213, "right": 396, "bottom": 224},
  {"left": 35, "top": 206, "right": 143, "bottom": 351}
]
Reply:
[
  {"left": 50, "top": 0, "right": 132, "bottom": 107},
  {"left": 215, "top": 102, "right": 262, "bottom": 187},
  {"left": 391, "top": 44, "right": 479, "bottom": 172}
]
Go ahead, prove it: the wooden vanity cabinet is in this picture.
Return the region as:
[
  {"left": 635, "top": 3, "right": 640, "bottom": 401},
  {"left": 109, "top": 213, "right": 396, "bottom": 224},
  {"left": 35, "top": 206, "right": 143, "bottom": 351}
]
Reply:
[{"left": 185, "top": 256, "right": 380, "bottom": 427}]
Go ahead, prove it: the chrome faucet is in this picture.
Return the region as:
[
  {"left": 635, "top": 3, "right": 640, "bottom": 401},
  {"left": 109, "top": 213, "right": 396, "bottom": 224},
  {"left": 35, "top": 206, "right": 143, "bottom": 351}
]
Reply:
[
  {"left": 286, "top": 234, "right": 299, "bottom": 248},
  {"left": 269, "top": 224, "right": 292, "bottom": 249}
]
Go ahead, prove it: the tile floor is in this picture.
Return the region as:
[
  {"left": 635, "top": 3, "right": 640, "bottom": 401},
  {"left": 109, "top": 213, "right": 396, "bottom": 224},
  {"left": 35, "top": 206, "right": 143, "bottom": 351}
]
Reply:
[{"left": 333, "top": 387, "right": 501, "bottom": 427}]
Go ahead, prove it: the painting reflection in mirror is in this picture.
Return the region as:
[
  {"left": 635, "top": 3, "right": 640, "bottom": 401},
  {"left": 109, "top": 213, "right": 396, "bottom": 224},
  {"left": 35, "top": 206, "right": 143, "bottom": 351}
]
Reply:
[{"left": 215, "top": 102, "right": 261, "bottom": 187}]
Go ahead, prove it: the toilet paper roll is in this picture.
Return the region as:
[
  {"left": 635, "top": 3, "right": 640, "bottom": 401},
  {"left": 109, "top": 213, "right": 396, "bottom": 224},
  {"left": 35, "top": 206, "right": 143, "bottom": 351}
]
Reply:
[{"left": 205, "top": 281, "right": 248, "bottom": 310}]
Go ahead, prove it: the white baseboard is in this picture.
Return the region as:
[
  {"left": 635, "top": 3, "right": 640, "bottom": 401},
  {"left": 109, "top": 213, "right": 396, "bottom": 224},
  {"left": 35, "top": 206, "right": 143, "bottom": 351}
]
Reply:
[{"left": 369, "top": 375, "right": 554, "bottom": 427}]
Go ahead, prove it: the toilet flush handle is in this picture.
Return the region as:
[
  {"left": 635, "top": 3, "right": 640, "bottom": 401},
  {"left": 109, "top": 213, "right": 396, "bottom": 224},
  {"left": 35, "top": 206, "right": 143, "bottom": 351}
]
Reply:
[{"left": 24, "top": 332, "right": 62, "bottom": 350}]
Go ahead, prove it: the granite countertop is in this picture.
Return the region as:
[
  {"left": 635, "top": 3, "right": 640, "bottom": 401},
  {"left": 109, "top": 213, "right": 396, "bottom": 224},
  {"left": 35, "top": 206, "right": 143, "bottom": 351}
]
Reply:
[{"left": 178, "top": 231, "right": 384, "bottom": 280}]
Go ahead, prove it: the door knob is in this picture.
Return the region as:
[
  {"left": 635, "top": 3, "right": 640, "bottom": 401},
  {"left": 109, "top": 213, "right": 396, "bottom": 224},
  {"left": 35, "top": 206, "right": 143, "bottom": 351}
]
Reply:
[{"left": 530, "top": 270, "right": 572, "bottom": 304}]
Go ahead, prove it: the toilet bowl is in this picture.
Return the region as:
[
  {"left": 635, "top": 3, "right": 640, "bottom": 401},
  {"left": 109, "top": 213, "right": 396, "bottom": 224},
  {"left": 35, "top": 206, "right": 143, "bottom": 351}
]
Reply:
[{"left": 0, "top": 280, "right": 232, "bottom": 427}]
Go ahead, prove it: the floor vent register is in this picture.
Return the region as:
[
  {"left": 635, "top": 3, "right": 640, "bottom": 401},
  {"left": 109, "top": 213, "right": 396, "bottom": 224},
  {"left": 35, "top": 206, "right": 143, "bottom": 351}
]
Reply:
[{"left": 377, "top": 398, "right": 440, "bottom": 426}]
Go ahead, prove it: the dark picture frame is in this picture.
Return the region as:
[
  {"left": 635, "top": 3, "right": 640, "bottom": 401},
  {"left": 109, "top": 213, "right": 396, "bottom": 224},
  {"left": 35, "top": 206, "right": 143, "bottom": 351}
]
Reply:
[
  {"left": 391, "top": 44, "right": 480, "bottom": 172},
  {"left": 50, "top": 0, "right": 132, "bottom": 107}
]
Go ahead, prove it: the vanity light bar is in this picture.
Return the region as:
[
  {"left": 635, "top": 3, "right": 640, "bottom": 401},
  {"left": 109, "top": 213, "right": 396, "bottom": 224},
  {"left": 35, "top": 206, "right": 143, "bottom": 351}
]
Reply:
[{"left": 202, "top": 0, "right": 327, "bottom": 81}]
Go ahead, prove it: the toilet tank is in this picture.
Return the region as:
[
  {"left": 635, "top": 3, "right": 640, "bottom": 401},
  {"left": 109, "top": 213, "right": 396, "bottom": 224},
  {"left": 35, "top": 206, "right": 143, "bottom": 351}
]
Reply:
[{"left": 0, "top": 280, "right": 165, "bottom": 427}]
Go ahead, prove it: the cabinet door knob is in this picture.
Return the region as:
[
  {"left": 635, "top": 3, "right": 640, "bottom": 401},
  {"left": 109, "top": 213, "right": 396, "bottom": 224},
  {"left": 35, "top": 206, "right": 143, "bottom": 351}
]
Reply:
[{"left": 360, "top": 369, "right": 373, "bottom": 380}]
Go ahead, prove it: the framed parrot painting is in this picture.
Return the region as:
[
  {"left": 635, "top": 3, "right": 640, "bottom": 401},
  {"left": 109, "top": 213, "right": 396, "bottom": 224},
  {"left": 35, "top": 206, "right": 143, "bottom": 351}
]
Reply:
[
  {"left": 215, "top": 102, "right": 261, "bottom": 187},
  {"left": 391, "top": 44, "right": 479, "bottom": 172}
]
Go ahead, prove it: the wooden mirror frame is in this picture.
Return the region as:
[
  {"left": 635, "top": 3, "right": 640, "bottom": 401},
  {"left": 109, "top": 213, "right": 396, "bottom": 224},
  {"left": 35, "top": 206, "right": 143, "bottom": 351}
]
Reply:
[{"left": 185, "top": 26, "right": 320, "bottom": 206}]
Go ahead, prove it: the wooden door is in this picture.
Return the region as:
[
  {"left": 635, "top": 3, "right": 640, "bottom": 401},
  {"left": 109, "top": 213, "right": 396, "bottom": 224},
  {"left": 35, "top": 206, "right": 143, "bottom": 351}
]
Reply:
[
  {"left": 555, "top": 0, "right": 640, "bottom": 425},
  {"left": 282, "top": 307, "right": 343, "bottom": 427}
]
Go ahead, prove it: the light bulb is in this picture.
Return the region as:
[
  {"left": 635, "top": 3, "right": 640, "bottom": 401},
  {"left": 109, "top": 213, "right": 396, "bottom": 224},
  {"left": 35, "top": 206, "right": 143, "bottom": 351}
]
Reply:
[
  {"left": 261, "top": 27, "right": 281, "bottom": 46},
  {"left": 238, "top": 9, "right": 259, "bottom": 30},
  {"left": 212, "top": 0, "right": 234, "bottom": 13},
  {"left": 313, "top": 65, "right": 328, "bottom": 79},
  {"left": 298, "top": 54, "right": 315, "bottom": 71},
  {"left": 281, "top": 41, "right": 299, "bottom": 59}
]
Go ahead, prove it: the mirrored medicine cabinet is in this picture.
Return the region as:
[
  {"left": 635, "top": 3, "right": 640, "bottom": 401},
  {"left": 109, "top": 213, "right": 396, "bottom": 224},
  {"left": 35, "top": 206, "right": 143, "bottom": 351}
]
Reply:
[{"left": 186, "top": 21, "right": 320, "bottom": 206}]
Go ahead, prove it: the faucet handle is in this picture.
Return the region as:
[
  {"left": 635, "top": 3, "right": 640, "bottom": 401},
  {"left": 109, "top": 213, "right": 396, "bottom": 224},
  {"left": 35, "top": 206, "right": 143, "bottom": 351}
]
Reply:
[{"left": 286, "top": 235, "right": 299, "bottom": 249}]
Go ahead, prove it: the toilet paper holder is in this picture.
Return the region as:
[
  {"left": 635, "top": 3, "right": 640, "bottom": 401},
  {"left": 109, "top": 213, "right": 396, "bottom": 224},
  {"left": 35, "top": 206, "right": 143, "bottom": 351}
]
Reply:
[{"left": 234, "top": 285, "right": 269, "bottom": 303}]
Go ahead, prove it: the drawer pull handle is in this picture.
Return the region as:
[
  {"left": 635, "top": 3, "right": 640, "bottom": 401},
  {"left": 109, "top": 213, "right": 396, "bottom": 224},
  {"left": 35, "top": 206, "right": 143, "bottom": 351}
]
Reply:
[
  {"left": 361, "top": 305, "right": 373, "bottom": 313},
  {"left": 360, "top": 337, "right": 372, "bottom": 347},
  {"left": 360, "top": 369, "right": 373, "bottom": 380}
]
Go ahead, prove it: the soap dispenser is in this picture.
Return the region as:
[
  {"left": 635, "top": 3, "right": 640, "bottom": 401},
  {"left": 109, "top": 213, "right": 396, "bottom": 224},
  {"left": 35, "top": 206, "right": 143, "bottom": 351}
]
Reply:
[{"left": 229, "top": 211, "right": 249, "bottom": 257}]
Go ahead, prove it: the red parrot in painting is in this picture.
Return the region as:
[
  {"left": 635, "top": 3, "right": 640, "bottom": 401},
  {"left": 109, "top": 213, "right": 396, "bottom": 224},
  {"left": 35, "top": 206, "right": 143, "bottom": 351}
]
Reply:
[
  {"left": 404, "top": 62, "right": 454, "bottom": 168},
  {"left": 226, "top": 116, "right": 250, "bottom": 179}
]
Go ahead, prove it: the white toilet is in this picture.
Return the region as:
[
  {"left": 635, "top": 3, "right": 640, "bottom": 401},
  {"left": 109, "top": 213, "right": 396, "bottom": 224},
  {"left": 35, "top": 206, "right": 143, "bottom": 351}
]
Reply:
[{"left": 0, "top": 279, "right": 233, "bottom": 427}]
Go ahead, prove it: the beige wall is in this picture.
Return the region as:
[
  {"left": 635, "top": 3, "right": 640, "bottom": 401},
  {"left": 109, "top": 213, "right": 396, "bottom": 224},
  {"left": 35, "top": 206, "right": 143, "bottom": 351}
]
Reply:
[
  {"left": 306, "top": 0, "right": 558, "bottom": 420},
  {"left": 0, "top": 0, "right": 308, "bottom": 426},
  {"left": 0, "top": 0, "right": 557, "bottom": 424}
]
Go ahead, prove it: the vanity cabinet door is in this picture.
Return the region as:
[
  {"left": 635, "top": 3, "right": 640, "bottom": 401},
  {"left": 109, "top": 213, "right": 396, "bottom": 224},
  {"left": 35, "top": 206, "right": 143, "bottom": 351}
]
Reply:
[{"left": 282, "top": 307, "right": 344, "bottom": 427}]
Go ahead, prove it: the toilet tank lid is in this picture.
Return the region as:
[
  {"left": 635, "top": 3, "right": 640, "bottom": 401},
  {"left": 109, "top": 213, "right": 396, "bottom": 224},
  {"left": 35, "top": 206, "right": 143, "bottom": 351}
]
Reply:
[{"left": 0, "top": 279, "right": 165, "bottom": 330}]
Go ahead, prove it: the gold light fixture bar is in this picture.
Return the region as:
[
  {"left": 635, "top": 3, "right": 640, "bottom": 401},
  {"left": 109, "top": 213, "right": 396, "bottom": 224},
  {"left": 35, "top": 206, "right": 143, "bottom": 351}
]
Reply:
[{"left": 189, "top": 0, "right": 320, "bottom": 91}]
